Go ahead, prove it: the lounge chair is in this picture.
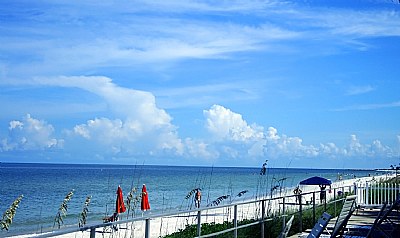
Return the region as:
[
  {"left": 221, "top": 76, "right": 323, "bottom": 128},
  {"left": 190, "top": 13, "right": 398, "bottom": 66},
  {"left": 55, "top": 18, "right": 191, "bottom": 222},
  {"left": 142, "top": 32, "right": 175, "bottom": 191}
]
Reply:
[
  {"left": 103, "top": 212, "right": 119, "bottom": 222},
  {"left": 301, "top": 195, "right": 357, "bottom": 238},
  {"left": 364, "top": 196, "right": 400, "bottom": 237},
  {"left": 103, "top": 213, "right": 119, "bottom": 231},
  {"left": 278, "top": 215, "right": 295, "bottom": 238},
  {"left": 306, "top": 212, "right": 332, "bottom": 238},
  {"left": 329, "top": 195, "right": 357, "bottom": 237}
]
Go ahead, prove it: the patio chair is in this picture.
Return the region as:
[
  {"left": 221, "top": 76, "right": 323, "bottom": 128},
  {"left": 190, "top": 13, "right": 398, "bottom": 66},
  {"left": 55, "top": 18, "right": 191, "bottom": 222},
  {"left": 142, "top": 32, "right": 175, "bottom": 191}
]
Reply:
[
  {"left": 299, "top": 195, "right": 357, "bottom": 238},
  {"left": 306, "top": 212, "right": 332, "bottom": 238},
  {"left": 329, "top": 195, "right": 357, "bottom": 237},
  {"left": 102, "top": 213, "right": 119, "bottom": 231},
  {"left": 278, "top": 215, "right": 295, "bottom": 238},
  {"left": 365, "top": 195, "right": 400, "bottom": 238}
]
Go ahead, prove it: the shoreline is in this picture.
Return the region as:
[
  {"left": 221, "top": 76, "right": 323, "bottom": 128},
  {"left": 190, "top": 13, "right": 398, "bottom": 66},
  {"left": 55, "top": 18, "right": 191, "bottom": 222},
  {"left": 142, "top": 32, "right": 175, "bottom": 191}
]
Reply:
[{"left": 16, "top": 173, "right": 394, "bottom": 238}]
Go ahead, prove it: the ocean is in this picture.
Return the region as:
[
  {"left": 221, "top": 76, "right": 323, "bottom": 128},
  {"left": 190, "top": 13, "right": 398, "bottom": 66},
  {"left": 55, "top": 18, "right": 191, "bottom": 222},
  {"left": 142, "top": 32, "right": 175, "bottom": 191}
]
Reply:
[{"left": 0, "top": 163, "right": 379, "bottom": 237}]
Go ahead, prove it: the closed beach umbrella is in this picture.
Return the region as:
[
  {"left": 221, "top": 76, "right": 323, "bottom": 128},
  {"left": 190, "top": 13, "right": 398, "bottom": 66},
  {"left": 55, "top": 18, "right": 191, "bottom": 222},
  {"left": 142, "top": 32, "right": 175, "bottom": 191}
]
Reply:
[
  {"left": 141, "top": 184, "right": 150, "bottom": 211},
  {"left": 116, "top": 185, "right": 126, "bottom": 214},
  {"left": 299, "top": 176, "right": 332, "bottom": 186}
]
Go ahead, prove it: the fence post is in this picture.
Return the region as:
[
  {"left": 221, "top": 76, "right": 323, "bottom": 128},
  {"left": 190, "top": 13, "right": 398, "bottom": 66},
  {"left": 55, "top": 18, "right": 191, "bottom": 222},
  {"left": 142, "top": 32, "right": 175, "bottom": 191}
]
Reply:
[
  {"left": 333, "top": 188, "right": 337, "bottom": 216},
  {"left": 234, "top": 205, "right": 238, "bottom": 238},
  {"left": 299, "top": 194, "right": 303, "bottom": 232},
  {"left": 312, "top": 192, "right": 316, "bottom": 224},
  {"left": 353, "top": 182, "right": 357, "bottom": 196},
  {"left": 197, "top": 210, "right": 201, "bottom": 237},
  {"left": 384, "top": 183, "right": 387, "bottom": 204},
  {"left": 282, "top": 197, "right": 286, "bottom": 231},
  {"left": 90, "top": 228, "right": 96, "bottom": 238},
  {"left": 145, "top": 218, "right": 150, "bottom": 238},
  {"left": 261, "top": 200, "right": 265, "bottom": 238},
  {"left": 366, "top": 182, "right": 369, "bottom": 206}
]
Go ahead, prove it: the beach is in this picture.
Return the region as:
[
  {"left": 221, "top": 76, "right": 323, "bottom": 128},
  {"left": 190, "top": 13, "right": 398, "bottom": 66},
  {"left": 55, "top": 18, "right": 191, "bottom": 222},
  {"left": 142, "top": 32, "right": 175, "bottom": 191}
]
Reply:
[{"left": 17, "top": 173, "right": 392, "bottom": 238}]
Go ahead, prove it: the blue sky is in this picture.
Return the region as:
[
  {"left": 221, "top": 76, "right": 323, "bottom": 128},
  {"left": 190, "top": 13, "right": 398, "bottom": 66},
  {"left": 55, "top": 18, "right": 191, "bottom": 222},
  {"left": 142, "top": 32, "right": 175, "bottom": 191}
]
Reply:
[{"left": 1, "top": 0, "right": 400, "bottom": 169}]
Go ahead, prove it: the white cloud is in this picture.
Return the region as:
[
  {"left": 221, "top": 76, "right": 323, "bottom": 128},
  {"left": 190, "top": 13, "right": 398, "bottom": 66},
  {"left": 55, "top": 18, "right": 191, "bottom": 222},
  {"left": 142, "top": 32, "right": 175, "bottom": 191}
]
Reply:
[
  {"left": 1, "top": 114, "right": 62, "bottom": 152},
  {"left": 201, "top": 105, "right": 398, "bottom": 161},
  {"left": 1, "top": 104, "right": 398, "bottom": 165},
  {"left": 204, "top": 104, "right": 264, "bottom": 141},
  {"left": 344, "top": 135, "right": 395, "bottom": 158},
  {"left": 184, "top": 138, "right": 219, "bottom": 160},
  {"left": 319, "top": 142, "right": 341, "bottom": 155},
  {"left": 334, "top": 101, "right": 400, "bottom": 111},
  {"left": 154, "top": 82, "right": 260, "bottom": 109},
  {"left": 202, "top": 105, "right": 321, "bottom": 159},
  {"left": 327, "top": 10, "right": 400, "bottom": 38},
  {"left": 346, "top": 85, "right": 375, "bottom": 96},
  {"left": 36, "top": 76, "right": 184, "bottom": 156}
]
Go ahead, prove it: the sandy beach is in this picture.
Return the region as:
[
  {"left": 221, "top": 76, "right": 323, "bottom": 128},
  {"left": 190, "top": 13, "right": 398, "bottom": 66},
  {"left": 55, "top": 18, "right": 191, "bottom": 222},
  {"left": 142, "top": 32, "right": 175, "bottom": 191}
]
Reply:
[{"left": 18, "top": 173, "right": 393, "bottom": 238}]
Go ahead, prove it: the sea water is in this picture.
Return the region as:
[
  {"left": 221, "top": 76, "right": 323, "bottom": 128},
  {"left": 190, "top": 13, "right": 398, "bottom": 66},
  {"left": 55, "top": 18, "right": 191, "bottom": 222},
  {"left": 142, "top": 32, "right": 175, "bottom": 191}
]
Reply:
[{"left": 0, "top": 163, "right": 378, "bottom": 237}]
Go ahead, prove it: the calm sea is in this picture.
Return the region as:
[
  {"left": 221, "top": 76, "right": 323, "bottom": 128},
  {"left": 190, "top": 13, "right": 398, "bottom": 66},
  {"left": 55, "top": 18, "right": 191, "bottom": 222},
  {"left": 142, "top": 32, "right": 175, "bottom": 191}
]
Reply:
[{"left": 0, "top": 163, "right": 378, "bottom": 237}]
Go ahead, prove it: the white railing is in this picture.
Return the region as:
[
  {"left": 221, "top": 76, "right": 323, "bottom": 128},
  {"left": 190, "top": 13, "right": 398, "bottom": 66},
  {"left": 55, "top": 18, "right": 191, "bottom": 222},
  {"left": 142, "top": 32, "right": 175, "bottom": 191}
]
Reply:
[{"left": 355, "top": 180, "right": 400, "bottom": 207}]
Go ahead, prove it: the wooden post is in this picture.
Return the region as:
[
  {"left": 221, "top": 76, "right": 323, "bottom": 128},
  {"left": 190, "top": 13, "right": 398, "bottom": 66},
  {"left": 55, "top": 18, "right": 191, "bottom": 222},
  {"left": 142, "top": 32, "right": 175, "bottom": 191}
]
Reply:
[
  {"left": 312, "top": 192, "right": 316, "bottom": 224},
  {"left": 299, "top": 194, "right": 303, "bottom": 232}
]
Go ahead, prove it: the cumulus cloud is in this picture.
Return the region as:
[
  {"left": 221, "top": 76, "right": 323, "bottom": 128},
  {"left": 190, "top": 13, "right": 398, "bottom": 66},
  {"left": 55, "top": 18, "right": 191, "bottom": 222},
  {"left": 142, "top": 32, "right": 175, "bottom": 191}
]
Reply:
[
  {"left": 204, "top": 104, "right": 264, "bottom": 141},
  {"left": 1, "top": 114, "right": 62, "bottom": 152},
  {"left": 35, "top": 76, "right": 184, "bottom": 156},
  {"left": 202, "top": 104, "right": 320, "bottom": 159},
  {"left": 0, "top": 102, "right": 397, "bottom": 165},
  {"left": 202, "top": 104, "right": 398, "bottom": 162},
  {"left": 184, "top": 138, "right": 219, "bottom": 160},
  {"left": 344, "top": 135, "right": 394, "bottom": 158}
]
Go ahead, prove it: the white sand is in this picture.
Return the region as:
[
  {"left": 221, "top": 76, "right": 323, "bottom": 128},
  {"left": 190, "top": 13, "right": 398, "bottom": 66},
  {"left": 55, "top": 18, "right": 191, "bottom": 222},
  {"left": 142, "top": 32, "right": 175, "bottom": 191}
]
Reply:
[{"left": 20, "top": 174, "right": 393, "bottom": 238}]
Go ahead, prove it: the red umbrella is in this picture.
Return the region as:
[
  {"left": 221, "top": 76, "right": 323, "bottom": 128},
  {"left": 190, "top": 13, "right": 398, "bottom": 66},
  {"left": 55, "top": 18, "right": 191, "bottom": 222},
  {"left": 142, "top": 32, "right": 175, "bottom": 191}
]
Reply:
[
  {"left": 116, "top": 185, "right": 126, "bottom": 214},
  {"left": 141, "top": 184, "right": 150, "bottom": 211}
]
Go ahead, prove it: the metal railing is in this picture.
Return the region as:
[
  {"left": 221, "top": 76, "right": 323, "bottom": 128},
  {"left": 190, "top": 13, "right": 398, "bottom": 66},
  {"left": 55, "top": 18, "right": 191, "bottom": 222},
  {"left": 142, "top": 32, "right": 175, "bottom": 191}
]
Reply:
[
  {"left": 25, "top": 176, "right": 400, "bottom": 238},
  {"left": 27, "top": 183, "right": 360, "bottom": 238}
]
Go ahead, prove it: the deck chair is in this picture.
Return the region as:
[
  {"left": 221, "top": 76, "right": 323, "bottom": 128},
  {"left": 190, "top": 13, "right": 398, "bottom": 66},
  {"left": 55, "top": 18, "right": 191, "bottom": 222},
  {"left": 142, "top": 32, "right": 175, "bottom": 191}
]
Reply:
[
  {"left": 329, "top": 195, "right": 357, "bottom": 238},
  {"left": 278, "top": 215, "right": 294, "bottom": 238},
  {"left": 365, "top": 195, "right": 400, "bottom": 237},
  {"left": 306, "top": 212, "right": 332, "bottom": 238},
  {"left": 363, "top": 202, "right": 388, "bottom": 238},
  {"left": 102, "top": 213, "right": 119, "bottom": 231}
]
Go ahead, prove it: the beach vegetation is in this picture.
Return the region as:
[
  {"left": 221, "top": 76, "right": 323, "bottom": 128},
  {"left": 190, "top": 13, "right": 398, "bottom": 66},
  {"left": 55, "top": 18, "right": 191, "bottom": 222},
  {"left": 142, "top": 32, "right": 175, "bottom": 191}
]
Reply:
[
  {"left": 236, "top": 190, "right": 248, "bottom": 197},
  {"left": 162, "top": 197, "right": 345, "bottom": 238},
  {"left": 126, "top": 187, "right": 141, "bottom": 218},
  {"left": 78, "top": 195, "right": 91, "bottom": 227},
  {"left": 0, "top": 195, "right": 23, "bottom": 231},
  {"left": 185, "top": 188, "right": 201, "bottom": 200},
  {"left": 208, "top": 195, "right": 231, "bottom": 207},
  {"left": 53, "top": 189, "right": 74, "bottom": 229}
]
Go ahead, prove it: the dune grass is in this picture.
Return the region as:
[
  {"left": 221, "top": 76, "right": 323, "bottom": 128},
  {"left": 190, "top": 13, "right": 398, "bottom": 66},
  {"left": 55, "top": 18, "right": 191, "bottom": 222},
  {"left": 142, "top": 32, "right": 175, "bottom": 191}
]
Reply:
[{"left": 0, "top": 195, "right": 23, "bottom": 231}]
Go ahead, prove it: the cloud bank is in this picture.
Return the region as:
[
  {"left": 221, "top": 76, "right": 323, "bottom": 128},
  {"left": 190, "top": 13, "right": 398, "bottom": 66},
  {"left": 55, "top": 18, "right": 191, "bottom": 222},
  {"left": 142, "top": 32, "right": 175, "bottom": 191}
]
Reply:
[
  {"left": 5, "top": 76, "right": 396, "bottom": 166},
  {"left": 1, "top": 99, "right": 398, "bottom": 167}
]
